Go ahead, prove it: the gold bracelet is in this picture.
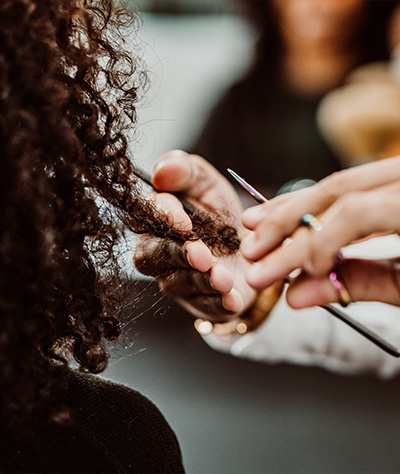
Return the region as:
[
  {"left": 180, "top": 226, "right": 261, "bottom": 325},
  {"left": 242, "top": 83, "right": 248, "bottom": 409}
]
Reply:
[{"left": 194, "top": 280, "right": 285, "bottom": 336}]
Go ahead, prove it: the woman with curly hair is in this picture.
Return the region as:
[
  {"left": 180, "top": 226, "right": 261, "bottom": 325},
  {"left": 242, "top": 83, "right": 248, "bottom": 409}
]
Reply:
[{"left": 0, "top": 0, "right": 239, "bottom": 471}]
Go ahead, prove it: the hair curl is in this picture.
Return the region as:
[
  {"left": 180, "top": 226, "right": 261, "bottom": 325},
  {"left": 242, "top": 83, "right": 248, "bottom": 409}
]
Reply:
[{"left": 0, "top": 0, "right": 239, "bottom": 425}]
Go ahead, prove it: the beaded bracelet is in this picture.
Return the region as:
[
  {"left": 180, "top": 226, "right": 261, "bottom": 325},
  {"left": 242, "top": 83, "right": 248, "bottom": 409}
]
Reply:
[{"left": 194, "top": 280, "right": 285, "bottom": 336}]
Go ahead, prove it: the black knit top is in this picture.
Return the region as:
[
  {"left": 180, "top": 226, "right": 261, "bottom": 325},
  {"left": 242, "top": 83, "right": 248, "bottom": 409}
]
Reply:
[{"left": 0, "top": 370, "right": 185, "bottom": 473}]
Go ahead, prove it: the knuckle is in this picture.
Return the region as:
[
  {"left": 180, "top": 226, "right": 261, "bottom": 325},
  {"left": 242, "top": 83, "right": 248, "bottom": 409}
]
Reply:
[
  {"left": 334, "top": 191, "right": 365, "bottom": 217},
  {"left": 315, "top": 170, "right": 343, "bottom": 206},
  {"left": 262, "top": 212, "right": 287, "bottom": 236}
]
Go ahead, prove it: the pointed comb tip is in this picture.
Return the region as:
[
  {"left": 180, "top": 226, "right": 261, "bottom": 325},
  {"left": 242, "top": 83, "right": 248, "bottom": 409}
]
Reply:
[
  {"left": 226, "top": 168, "right": 243, "bottom": 183},
  {"left": 226, "top": 168, "right": 268, "bottom": 204}
]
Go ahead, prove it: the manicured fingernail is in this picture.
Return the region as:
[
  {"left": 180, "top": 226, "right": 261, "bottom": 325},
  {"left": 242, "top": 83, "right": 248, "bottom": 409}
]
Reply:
[
  {"left": 242, "top": 206, "right": 260, "bottom": 222},
  {"left": 335, "top": 251, "right": 346, "bottom": 263},
  {"left": 246, "top": 261, "right": 282, "bottom": 290},
  {"left": 222, "top": 289, "right": 244, "bottom": 313}
]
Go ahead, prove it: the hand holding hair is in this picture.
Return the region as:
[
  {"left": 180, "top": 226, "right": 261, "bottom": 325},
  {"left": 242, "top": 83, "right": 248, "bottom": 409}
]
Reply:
[{"left": 134, "top": 150, "right": 257, "bottom": 321}]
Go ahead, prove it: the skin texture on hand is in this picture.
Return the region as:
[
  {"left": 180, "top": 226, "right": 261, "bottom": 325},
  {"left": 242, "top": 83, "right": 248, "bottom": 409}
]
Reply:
[
  {"left": 240, "top": 156, "right": 400, "bottom": 309},
  {"left": 134, "top": 150, "right": 257, "bottom": 322}
]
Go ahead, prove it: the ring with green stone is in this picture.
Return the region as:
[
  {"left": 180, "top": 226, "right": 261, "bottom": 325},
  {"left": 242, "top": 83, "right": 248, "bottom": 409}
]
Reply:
[{"left": 301, "top": 213, "right": 322, "bottom": 232}]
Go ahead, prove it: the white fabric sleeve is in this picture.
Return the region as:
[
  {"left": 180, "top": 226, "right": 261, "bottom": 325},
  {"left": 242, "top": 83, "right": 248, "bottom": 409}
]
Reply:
[{"left": 202, "top": 235, "right": 400, "bottom": 378}]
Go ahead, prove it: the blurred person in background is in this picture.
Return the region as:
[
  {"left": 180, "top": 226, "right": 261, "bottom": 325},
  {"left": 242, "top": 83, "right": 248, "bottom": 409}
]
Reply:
[
  {"left": 191, "top": 0, "right": 400, "bottom": 197},
  {"left": 317, "top": 3, "right": 400, "bottom": 167}
]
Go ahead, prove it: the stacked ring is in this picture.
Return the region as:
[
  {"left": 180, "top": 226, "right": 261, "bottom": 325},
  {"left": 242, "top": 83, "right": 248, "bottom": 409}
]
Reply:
[
  {"left": 329, "top": 270, "right": 352, "bottom": 307},
  {"left": 300, "top": 214, "right": 351, "bottom": 306},
  {"left": 301, "top": 213, "right": 322, "bottom": 232}
]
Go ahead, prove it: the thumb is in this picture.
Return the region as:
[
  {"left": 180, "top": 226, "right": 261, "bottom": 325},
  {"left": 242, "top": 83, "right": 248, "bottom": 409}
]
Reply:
[
  {"left": 286, "top": 258, "right": 400, "bottom": 308},
  {"left": 152, "top": 150, "right": 240, "bottom": 215},
  {"left": 152, "top": 150, "right": 198, "bottom": 193}
]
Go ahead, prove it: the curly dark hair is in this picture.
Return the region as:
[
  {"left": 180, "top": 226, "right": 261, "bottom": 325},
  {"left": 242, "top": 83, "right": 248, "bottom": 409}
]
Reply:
[{"left": 0, "top": 0, "right": 239, "bottom": 426}]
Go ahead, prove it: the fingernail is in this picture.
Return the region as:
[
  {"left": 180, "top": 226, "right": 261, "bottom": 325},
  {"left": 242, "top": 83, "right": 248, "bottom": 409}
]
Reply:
[
  {"left": 154, "top": 151, "right": 190, "bottom": 173},
  {"left": 153, "top": 157, "right": 173, "bottom": 174},
  {"left": 222, "top": 288, "right": 244, "bottom": 313},
  {"left": 184, "top": 241, "right": 200, "bottom": 268},
  {"left": 247, "top": 262, "right": 263, "bottom": 280},
  {"left": 246, "top": 262, "right": 272, "bottom": 290},
  {"left": 171, "top": 149, "right": 190, "bottom": 157},
  {"left": 335, "top": 251, "right": 346, "bottom": 263},
  {"left": 186, "top": 250, "right": 194, "bottom": 268},
  {"left": 246, "top": 260, "right": 283, "bottom": 290},
  {"left": 242, "top": 206, "right": 260, "bottom": 221},
  {"left": 153, "top": 151, "right": 194, "bottom": 191}
]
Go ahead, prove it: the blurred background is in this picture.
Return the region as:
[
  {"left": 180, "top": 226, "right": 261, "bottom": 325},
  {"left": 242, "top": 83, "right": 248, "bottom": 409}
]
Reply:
[
  {"left": 126, "top": 0, "right": 256, "bottom": 174},
  {"left": 103, "top": 1, "right": 400, "bottom": 473}
]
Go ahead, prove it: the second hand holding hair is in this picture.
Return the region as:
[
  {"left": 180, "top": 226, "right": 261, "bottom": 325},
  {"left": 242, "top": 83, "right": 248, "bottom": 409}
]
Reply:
[{"left": 227, "top": 168, "right": 400, "bottom": 357}]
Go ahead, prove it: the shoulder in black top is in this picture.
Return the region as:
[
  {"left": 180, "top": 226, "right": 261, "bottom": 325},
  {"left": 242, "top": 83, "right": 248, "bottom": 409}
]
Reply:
[{"left": 1, "top": 369, "right": 185, "bottom": 473}]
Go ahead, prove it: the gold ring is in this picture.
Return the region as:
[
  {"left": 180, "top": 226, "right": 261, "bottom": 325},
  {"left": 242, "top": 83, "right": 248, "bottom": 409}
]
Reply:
[
  {"left": 329, "top": 270, "right": 352, "bottom": 307},
  {"left": 301, "top": 213, "right": 322, "bottom": 232}
]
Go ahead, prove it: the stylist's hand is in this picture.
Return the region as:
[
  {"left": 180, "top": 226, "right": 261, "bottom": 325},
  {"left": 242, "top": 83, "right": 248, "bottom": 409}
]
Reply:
[
  {"left": 240, "top": 156, "right": 400, "bottom": 308},
  {"left": 134, "top": 150, "right": 257, "bottom": 322}
]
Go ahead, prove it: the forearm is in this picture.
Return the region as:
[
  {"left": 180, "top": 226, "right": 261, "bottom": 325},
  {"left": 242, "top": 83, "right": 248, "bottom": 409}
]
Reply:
[{"left": 202, "top": 292, "right": 400, "bottom": 378}]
